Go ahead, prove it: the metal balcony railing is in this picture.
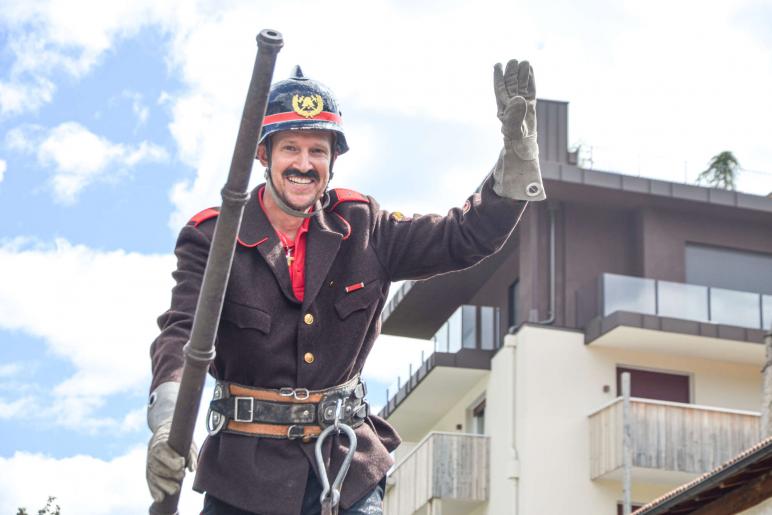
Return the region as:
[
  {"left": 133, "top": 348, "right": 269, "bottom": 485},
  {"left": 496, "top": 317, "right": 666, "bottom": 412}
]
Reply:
[
  {"left": 577, "top": 273, "right": 772, "bottom": 331},
  {"left": 385, "top": 305, "right": 500, "bottom": 407}
]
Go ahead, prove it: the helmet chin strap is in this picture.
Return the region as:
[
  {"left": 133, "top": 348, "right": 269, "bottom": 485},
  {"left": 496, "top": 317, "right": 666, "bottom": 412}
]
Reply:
[{"left": 263, "top": 168, "right": 329, "bottom": 218}]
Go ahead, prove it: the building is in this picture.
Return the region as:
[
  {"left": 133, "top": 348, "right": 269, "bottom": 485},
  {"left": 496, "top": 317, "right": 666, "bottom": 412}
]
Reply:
[{"left": 378, "top": 100, "right": 772, "bottom": 515}]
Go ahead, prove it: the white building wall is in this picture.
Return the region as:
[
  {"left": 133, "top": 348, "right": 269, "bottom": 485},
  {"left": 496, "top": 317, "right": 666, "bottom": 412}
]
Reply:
[
  {"left": 487, "top": 339, "right": 517, "bottom": 514},
  {"left": 508, "top": 324, "right": 763, "bottom": 514},
  {"left": 387, "top": 323, "right": 764, "bottom": 514},
  {"left": 429, "top": 375, "right": 488, "bottom": 434}
]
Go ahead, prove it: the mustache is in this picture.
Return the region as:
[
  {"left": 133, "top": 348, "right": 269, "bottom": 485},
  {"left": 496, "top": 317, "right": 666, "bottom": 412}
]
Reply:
[{"left": 282, "top": 168, "right": 319, "bottom": 181}]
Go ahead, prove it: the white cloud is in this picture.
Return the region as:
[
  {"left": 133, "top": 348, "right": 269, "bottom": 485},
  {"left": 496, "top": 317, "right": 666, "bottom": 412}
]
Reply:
[
  {"left": 0, "top": 0, "right": 769, "bottom": 222},
  {"left": 0, "top": 0, "right": 194, "bottom": 115},
  {"left": 0, "top": 238, "right": 175, "bottom": 431},
  {"left": 0, "top": 158, "right": 6, "bottom": 183},
  {"left": 0, "top": 446, "right": 204, "bottom": 515},
  {"left": 0, "top": 77, "right": 55, "bottom": 116},
  {"left": 155, "top": 0, "right": 772, "bottom": 229},
  {"left": 0, "top": 396, "right": 31, "bottom": 418},
  {"left": 7, "top": 122, "right": 168, "bottom": 203},
  {"left": 122, "top": 90, "right": 150, "bottom": 126},
  {"left": 0, "top": 362, "right": 21, "bottom": 377},
  {"left": 0, "top": 385, "right": 216, "bottom": 515}
]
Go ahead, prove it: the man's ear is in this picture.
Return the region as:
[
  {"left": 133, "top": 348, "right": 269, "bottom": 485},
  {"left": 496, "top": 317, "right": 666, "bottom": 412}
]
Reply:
[{"left": 256, "top": 143, "right": 269, "bottom": 167}]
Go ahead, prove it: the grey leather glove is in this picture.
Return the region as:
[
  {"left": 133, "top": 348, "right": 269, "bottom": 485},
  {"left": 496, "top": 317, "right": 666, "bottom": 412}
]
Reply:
[
  {"left": 146, "top": 382, "right": 198, "bottom": 503},
  {"left": 492, "top": 59, "right": 546, "bottom": 201}
]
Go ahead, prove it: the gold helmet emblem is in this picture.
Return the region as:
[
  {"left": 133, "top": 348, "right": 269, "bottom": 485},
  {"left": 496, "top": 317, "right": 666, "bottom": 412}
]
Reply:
[{"left": 292, "top": 94, "right": 324, "bottom": 118}]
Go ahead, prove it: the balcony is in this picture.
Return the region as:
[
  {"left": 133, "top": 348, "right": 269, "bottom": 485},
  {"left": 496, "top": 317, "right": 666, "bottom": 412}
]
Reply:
[
  {"left": 380, "top": 305, "right": 500, "bottom": 441},
  {"left": 578, "top": 273, "right": 771, "bottom": 363},
  {"left": 384, "top": 432, "right": 489, "bottom": 515},
  {"left": 589, "top": 397, "right": 760, "bottom": 485}
]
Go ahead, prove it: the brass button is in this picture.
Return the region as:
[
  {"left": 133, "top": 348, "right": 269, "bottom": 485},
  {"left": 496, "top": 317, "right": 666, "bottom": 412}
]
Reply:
[
  {"left": 304, "top": 313, "right": 314, "bottom": 325},
  {"left": 328, "top": 280, "right": 334, "bottom": 287},
  {"left": 304, "top": 352, "right": 315, "bottom": 364}
]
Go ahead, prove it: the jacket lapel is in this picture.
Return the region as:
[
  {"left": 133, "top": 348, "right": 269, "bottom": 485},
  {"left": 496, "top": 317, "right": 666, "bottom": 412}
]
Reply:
[
  {"left": 238, "top": 187, "right": 297, "bottom": 303},
  {"left": 303, "top": 209, "right": 343, "bottom": 309}
]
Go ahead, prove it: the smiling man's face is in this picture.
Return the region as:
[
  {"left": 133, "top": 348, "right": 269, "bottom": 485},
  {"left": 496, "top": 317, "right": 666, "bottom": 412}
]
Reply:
[{"left": 258, "top": 130, "right": 333, "bottom": 212}]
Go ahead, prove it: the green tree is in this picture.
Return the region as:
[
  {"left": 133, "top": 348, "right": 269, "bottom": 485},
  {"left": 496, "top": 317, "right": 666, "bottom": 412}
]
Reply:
[
  {"left": 697, "top": 151, "right": 739, "bottom": 190},
  {"left": 16, "top": 496, "right": 61, "bottom": 515}
]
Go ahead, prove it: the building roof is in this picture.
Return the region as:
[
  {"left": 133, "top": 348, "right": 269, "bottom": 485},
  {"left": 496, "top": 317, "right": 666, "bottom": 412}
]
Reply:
[{"left": 634, "top": 435, "right": 772, "bottom": 514}]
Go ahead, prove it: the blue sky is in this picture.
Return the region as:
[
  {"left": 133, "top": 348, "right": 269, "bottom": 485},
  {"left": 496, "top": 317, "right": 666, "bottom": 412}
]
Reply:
[{"left": 0, "top": 1, "right": 771, "bottom": 513}]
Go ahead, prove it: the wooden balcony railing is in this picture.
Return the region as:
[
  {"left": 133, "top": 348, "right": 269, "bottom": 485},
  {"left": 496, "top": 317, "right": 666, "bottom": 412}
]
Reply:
[
  {"left": 589, "top": 398, "right": 760, "bottom": 480},
  {"left": 384, "top": 432, "right": 489, "bottom": 515}
]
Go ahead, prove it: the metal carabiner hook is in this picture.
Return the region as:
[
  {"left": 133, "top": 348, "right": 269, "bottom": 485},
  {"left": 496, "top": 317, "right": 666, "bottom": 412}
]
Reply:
[
  {"left": 315, "top": 399, "right": 358, "bottom": 515},
  {"left": 333, "top": 398, "right": 343, "bottom": 431}
]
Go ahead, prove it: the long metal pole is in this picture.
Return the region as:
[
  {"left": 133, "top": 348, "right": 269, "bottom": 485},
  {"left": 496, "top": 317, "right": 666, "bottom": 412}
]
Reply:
[
  {"left": 622, "top": 372, "right": 633, "bottom": 515},
  {"left": 149, "top": 28, "right": 283, "bottom": 515}
]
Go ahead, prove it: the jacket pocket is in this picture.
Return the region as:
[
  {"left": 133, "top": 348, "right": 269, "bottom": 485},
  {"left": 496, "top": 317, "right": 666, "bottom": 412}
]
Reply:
[
  {"left": 221, "top": 301, "right": 271, "bottom": 334},
  {"left": 334, "top": 281, "right": 382, "bottom": 320}
]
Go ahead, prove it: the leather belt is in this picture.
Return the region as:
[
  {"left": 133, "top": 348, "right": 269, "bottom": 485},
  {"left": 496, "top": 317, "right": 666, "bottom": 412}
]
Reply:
[{"left": 206, "top": 376, "right": 369, "bottom": 440}]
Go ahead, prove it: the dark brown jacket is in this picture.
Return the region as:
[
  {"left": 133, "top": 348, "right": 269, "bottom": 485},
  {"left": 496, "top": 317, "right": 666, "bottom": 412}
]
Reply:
[{"left": 150, "top": 176, "right": 527, "bottom": 514}]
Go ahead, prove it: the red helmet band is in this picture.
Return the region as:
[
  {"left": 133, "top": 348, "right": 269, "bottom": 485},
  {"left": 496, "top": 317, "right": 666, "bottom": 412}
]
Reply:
[{"left": 263, "top": 111, "right": 342, "bottom": 126}]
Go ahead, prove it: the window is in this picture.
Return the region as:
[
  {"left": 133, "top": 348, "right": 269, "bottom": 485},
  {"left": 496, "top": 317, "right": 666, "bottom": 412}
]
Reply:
[
  {"left": 686, "top": 244, "right": 772, "bottom": 295},
  {"left": 472, "top": 399, "right": 486, "bottom": 435},
  {"left": 508, "top": 280, "right": 519, "bottom": 328},
  {"left": 616, "top": 366, "right": 690, "bottom": 403}
]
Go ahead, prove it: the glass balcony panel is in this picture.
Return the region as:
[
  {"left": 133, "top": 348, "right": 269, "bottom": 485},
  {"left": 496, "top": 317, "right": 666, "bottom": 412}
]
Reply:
[
  {"left": 495, "top": 307, "right": 501, "bottom": 348},
  {"left": 434, "top": 321, "right": 449, "bottom": 353},
  {"left": 657, "top": 280, "right": 709, "bottom": 322},
  {"left": 603, "top": 274, "right": 656, "bottom": 317},
  {"left": 462, "top": 305, "right": 476, "bottom": 349},
  {"left": 710, "top": 288, "right": 762, "bottom": 329},
  {"left": 448, "top": 307, "right": 462, "bottom": 353},
  {"left": 764, "top": 295, "right": 772, "bottom": 333},
  {"left": 480, "top": 306, "right": 495, "bottom": 350}
]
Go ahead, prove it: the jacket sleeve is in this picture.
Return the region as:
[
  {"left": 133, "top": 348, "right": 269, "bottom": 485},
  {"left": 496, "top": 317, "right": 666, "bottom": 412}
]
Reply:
[
  {"left": 149, "top": 223, "right": 212, "bottom": 392},
  {"left": 370, "top": 173, "right": 528, "bottom": 282}
]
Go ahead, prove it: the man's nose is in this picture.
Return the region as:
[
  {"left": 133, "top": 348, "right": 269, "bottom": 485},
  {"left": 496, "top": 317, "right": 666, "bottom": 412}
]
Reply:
[{"left": 294, "top": 150, "right": 312, "bottom": 171}]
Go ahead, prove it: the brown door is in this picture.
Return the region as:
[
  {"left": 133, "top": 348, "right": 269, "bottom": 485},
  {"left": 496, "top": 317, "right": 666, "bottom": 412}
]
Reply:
[{"left": 616, "top": 367, "right": 690, "bottom": 403}]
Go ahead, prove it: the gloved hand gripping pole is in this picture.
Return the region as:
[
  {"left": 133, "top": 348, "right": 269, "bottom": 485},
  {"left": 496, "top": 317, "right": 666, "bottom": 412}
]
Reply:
[
  {"left": 315, "top": 399, "right": 358, "bottom": 515},
  {"left": 149, "top": 28, "right": 283, "bottom": 515}
]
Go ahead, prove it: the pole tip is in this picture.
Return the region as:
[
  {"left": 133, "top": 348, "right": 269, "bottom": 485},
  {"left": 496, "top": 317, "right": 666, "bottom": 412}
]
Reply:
[{"left": 257, "top": 29, "right": 284, "bottom": 50}]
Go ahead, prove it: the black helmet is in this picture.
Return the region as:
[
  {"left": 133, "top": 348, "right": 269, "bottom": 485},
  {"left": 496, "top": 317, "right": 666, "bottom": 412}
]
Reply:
[{"left": 259, "top": 65, "right": 349, "bottom": 155}]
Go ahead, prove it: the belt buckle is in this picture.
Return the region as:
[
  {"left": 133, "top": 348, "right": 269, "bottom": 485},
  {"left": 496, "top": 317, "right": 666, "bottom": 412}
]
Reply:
[
  {"left": 234, "top": 396, "right": 254, "bottom": 422},
  {"left": 287, "top": 425, "right": 305, "bottom": 440},
  {"left": 279, "top": 387, "right": 310, "bottom": 401}
]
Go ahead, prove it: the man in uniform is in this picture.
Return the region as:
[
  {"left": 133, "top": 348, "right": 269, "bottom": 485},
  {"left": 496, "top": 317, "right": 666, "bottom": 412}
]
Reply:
[{"left": 146, "top": 59, "right": 545, "bottom": 514}]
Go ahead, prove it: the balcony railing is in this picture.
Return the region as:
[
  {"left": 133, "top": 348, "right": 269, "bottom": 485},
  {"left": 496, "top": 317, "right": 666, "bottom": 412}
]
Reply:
[
  {"left": 385, "top": 305, "right": 500, "bottom": 407},
  {"left": 589, "top": 397, "right": 760, "bottom": 481},
  {"left": 577, "top": 273, "right": 772, "bottom": 331},
  {"left": 384, "top": 432, "right": 489, "bottom": 515}
]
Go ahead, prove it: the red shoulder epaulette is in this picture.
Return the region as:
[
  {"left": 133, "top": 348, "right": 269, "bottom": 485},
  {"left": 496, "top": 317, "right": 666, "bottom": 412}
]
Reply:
[
  {"left": 188, "top": 207, "right": 220, "bottom": 227},
  {"left": 327, "top": 188, "right": 369, "bottom": 211}
]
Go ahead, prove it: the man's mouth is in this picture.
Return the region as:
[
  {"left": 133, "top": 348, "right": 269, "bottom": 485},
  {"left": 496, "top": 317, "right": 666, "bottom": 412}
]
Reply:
[
  {"left": 286, "top": 175, "right": 314, "bottom": 185},
  {"left": 283, "top": 169, "right": 319, "bottom": 186}
]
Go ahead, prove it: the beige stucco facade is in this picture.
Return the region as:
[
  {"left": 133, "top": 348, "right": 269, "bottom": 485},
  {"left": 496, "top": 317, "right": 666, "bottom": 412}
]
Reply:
[{"left": 385, "top": 324, "right": 765, "bottom": 514}]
